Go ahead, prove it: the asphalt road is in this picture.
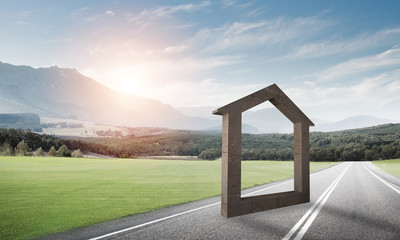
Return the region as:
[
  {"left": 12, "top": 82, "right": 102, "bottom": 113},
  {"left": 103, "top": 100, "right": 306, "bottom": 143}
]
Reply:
[{"left": 40, "top": 162, "right": 400, "bottom": 240}]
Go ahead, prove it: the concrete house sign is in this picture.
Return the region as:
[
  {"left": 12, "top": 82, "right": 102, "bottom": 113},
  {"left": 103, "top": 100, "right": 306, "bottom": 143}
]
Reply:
[{"left": 213, "top": 84, "right": 314, "bottom": 217}]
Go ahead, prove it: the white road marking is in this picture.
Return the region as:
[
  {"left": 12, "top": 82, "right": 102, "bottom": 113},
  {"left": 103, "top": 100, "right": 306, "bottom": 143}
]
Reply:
[
  {"left": 283, "top": 162, "right": 352, "bottom": 240},
  {"left": 293, "top": 163, "right": 352, "bottom": 239},
  {"left": 89, "top": 202, "right": 220, "bottom": 240},
  {"left": 91, "top": 163, "right": 343, "bottom": 240},
  {"left": 242, "top": 180, "right": 292, "bottom": 197},
  {"left": 243, "top": 162, "right": 340, "bottom": 198},
  {"left": 91, "top": 179, "right": 291, "bottom": 240},
  {"left": 364, "top": 162, "right": 400, "bottom": 195}
]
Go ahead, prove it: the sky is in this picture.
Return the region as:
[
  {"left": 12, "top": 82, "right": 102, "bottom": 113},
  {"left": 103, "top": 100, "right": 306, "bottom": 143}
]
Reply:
[{"left": 1, "top": 0, "right": 400, "bottom": 122}]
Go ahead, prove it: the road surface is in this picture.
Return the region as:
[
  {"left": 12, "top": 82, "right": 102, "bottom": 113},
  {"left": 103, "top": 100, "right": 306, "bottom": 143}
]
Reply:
[{"left": 40, "top": 162, "right": 400, "bottom": 240}]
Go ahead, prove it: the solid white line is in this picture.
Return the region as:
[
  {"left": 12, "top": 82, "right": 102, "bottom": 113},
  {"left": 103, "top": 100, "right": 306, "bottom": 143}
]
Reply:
[
  {"left": 292, "top": 163, "right": 352, "bottom": 240},
  {"left": 89, "top": 202, "right": 220, "bottom": 240},
  {"left": 243, "top": 162, "right": 341, "bottom": 198},
  {"left": 282, "top": 163, "right": 352, "bottom": 240},
  {"left": 242, "top": 180, "right": 292, "bottom": 197},
  {"left": 91, "top": 163, "right": 344, "bottom": 240},
  {"left": 282, "top": 175, "right": 338, "bottom": 240},
  {"left": 91, "top": 179, "right": 293, "bottom": 240},
  {"left": 364, "top": 162, "right": 400, "bottom": 195}
]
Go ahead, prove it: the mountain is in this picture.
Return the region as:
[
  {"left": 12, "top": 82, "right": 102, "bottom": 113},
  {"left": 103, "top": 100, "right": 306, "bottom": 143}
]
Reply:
[
  {"left": 0, "top": 61, "right": 217, "bottom": 130},
  {"left": 1, "top": 61, "right": 396, "bottom": 132},
  {"left": 177, "top": 106, "right": 218, "bottom": 120},
  {"left": 179, "top": 105, "right": 397, "bottom": 133},
  {"left": 203, "top": 123, "right": 261, "bottom": 134},
  {"left": 312, "top": 115, "right": 395, "bottom": 132},
  {"left": 243, "top": 110, "right": 395, "bottom": 133},
  {"left": 179, "top": 106, "right": 293, "bottom": 133}
]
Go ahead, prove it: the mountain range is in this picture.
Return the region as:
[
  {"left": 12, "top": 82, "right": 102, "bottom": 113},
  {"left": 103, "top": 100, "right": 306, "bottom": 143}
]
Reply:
[
  {"left": 0, "top": 61, "right": 396, "bottom": 133},
  {"left": 0, "top": 61, "right": 218, "bottom": 130},
  {"left": 178, "top": 105, "right": 396, "bottom": 133}
]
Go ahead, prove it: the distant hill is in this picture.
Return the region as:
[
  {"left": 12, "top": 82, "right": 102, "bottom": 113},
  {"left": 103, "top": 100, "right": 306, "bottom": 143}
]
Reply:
[
  {"left": 203, "top": 123, "right": 261, "bottom": 134},
  {"left": 332, "top": 122, "right": 400, "bottom": 135},
  {"left": 0, "top": 61, "right": 217, "bottom": 130},
  {"left": 179, "top": 106, "right": 397, "bottom": 133},
  {"left": 179, "top": 106, "right": 295, "bottom": 133},
  {"left": 0, "top": 113, "right": 42, "bottom": 132},
  {"left": 312, "top": 115, "right": 394, "bottom": 132}
]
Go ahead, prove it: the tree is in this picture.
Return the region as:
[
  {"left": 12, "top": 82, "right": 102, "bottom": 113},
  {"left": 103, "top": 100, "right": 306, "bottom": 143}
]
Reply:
[
  {"left": 34, "top": 147, "right": 45, "bottom": 157},
  {"left": 48, "top": 146, "right": 57, "bottom": 156},
  {"left": 71, "top": 149, "right": 83, "bottom": 158},
  {"left": 57, "top": 144, "right": 71, "bottom": 157},
  {"left": 276, "top": 148, "right": 293, "bottom": 161},
  {"left": 364, "top": 149, "right": 372, "bottom": 161},
  {"left": 198, "top": 149, "right": 220, "bottom": 160},
  {"left": 395, "top": 150, "right": 400, "bottom": 159},
  {"left": 0, "top": 142, "right": 14, "bottom": 156},
  {"left": 15, "top": 140, "right": 30, "bottom": 156}
]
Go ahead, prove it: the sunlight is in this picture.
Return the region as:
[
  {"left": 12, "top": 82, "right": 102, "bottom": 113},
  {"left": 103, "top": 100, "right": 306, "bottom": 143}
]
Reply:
[
  {"left": 118, "top": 77, "right": 138, "bottom": 94},
  {"left": 105, "top": 67, "right": 148, "bottom": 96}
]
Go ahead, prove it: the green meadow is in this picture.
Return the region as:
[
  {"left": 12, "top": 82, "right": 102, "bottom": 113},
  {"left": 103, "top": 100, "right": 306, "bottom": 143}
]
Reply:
[
  {"left": 0, "top": 157, "right": 337, "bottom": 240},
  {"left": 372, "top": 159, "right": 400, "bottom": 177}
]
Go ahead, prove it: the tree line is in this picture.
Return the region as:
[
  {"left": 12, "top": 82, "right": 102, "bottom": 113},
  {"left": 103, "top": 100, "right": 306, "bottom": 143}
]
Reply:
[
  {"left": 63, "top": 124, "right": 400, "bottom": 161},
  {"left": 0, "top": 128, "right": 82, "bottom": 157},
  {"left": 1, "top": 123, "right": 400, "bottom": 161}
]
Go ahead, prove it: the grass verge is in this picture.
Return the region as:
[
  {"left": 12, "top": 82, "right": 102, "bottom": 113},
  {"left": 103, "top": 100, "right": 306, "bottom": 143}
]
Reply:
[
  {"left": 372, "top": 159, "right": 400, "bottom": 177},
  {"left": 0, "top": 157, "right": 337, "bottom": 239}
]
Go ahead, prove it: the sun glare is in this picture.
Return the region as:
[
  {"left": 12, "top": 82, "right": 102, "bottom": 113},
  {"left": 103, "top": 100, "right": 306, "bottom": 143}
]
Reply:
[
  {"left": 106, "top": 67, "right": 148, "bottom": 96},
  {"left": 119, "top": 78, "right": 138, "bottom": 94}
]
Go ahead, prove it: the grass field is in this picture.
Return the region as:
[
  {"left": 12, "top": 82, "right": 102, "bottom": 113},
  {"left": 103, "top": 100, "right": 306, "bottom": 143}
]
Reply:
[
  {"left": 0, "top": 157, "right": 337, "bottom": 240},
  {"left": 372, "top": 159, "right": 400, "bottom": 177}
]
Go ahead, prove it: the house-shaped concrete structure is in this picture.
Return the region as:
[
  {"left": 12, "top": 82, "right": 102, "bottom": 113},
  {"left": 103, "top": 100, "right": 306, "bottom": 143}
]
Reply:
[{"left": 213, "top": 83, "right": 314, "bottom": 217}]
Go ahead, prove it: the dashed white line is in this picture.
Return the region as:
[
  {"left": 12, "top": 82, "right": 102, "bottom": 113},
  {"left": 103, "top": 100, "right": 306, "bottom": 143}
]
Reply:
[
  {"left": 283, "top": 162, "right": 352, "bottom": 240},
  {"left": 364, "top": 162, "right": 400, "bottom": 195}
]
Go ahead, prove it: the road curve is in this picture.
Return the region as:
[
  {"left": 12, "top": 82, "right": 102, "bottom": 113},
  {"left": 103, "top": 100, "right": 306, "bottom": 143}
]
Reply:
[{"left": 39, "top": 162, "right": 400, "bottom": 240}]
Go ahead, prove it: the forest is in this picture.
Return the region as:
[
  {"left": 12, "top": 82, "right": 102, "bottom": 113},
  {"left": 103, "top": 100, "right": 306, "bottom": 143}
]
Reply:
[{"left": 1, "top": 123, "right": 400, "bottom": 161}]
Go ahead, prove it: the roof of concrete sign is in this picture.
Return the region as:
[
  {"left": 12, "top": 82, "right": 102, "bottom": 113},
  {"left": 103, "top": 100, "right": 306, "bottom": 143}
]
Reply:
[{"left": 212, "top": 83, "right": 314, "bottom": 126}]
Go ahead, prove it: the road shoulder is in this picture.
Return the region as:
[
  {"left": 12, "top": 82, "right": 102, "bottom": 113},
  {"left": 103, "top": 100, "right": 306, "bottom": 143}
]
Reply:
[{"left": 364, "top": 161, "right": 400, "bottom": 187}]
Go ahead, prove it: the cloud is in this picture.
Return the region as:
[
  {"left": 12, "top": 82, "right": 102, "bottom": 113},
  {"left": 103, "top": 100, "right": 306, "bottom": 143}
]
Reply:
[
  {"left": 295, "top": 75, "right": 398, "bottom": 105},
  {"left": 69, "top": 7, "right": 101, "bottom": 23},
  {"left": 191, "top": 15, "right": 331, "bottom": 54},
  {"left": 222, "top": 0, "right": 254, "bottom": 9},
  {"left": 17, "top": 10, "right": 32, "bottom": 17},
  {"left": 82, "top": 53, "right": 244, "bottom": 99},
  {"left": 184, "top": 14, "right": 400, "bottom": 62},
  {"left": 15, "top": 21, "right": 28, "bottom": 25},
  {"left": 241, "top": 8, "right": 262, "bottom": 18},
  {"left": 153, "top": 1, "right": 210, "bottom": 17},
  {"left": 222, "top": 0, "right": 237, "bottom": 7},
  {"left": 284, "top": 69, "right": 400, "bottom": 120},
  {"left": 127, "top": 1, "right": 210, "bottom": 29},
  {"left": 162, "top": 45, "right": 188, "bottom": 54},
  {"left": 304, "top": 81, "right": 316, "bottom": 87},
  {"left": 285, "top": 27, "right": 400, "bottom": 59},
  {"left": 70, "top": 7, "right": 89, "bottom": 18},
  {"left": 143, "top": 78, "right": 267, "bottom": 107},
  {"left": 105, "top": 10, "right": 115, "bottom": 16},
  {"left": 316, "top": 47, "right": 400, "bottom": 82}
]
